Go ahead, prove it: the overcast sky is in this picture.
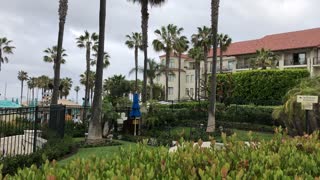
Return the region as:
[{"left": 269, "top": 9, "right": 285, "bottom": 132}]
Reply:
[{"left": 0, "top": 0, "right": 319, "bottom": 102}]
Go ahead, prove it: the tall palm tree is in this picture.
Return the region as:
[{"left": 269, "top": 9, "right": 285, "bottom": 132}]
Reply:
[
  {"left": 80, "top": 71, "right": 95, "bottom": 104},
  {"left": 207, "top": 0, "right": 221, "bottom": 133},
  {"left": 188, "top": 47, "right": 204, "bottom": 101},
  {"left": 17, "top": 71, "right": 29, "bottom": 105},
  {"left": 192, "top": 26, "right": 212, "bottom": 98},
  {"left": 251, "top": 48, "right": 278, "bottom": 70},
  {"left": 0, "top": 37, "right": 15, "bottom": 71},
  {"left": 37, "top": 75, "right": 50, "bottom": 98},
  {"left": 87, "top": 0, "right": 106, "bottom": 143},
  {"left": 91, "top": 47, "right": 110, "bottom": 69},
  {"left": 153, "top": 24, "right": 183, "bottom": 101},
  {"left": 174, "top": 36, "right": 189, "bottom": 101},
  {"left": 76, "top": 31, "right": 99, "bottom": 108},
  {"left": 74, "top": 86, "right": 80, "bottom": 104},
  {"left": 127, "top": 0, "right": 167, "bottom": 103},
  {"left": 60, "top": 77, "right": 73, "bottom": 99},
  {"left": 27, "top": 77, "right": 37, "bottom": 104},
  {"left": 43, "top": 46, "right": 67, "bottom": 70},
  {"left": 125, "top": 32, "right": 143, "bottom": 92},
  {"left": 217, "top": 34, "right": 232, "bottom": 73},
  {"left": 52, "top": 0, "right": 69, "bottom": 105}
]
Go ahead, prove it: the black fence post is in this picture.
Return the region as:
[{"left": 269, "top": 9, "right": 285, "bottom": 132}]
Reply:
[
  {"left": 33, "top": 106, "right": 38, "bottom": 153},
  {"left": 49, "top": 105, "right": 66, "bottom": 138}
]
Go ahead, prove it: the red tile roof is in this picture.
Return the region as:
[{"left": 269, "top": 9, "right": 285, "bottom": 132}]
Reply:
[
  {"left": 159, "top": 52, "right": 191, "bottom": 59},
  {"left": 209, "top": 27, "right": 320, "bottom": 57}
]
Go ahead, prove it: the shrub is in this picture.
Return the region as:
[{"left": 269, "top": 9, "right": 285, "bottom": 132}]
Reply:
[
  {"left": 5, "top": 130, "right": 320, "bottom": 179},
  {"left": 65, "top": 121, "right": 87, "bottom": 137},
  {"left": 217, "top": 69, "right": 309, "bottom": 105}
]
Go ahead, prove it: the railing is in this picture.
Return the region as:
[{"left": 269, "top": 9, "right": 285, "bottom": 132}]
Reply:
[
  {"left": 313, "top": 57, "right": 320, "bottom": 65},
  {"left": 284, "top": 58, "right": 307, "bottom": 66}
]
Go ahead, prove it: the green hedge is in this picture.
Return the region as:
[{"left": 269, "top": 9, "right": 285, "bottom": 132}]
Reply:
[
  {"left": 5, "top": 131, "right": 320, "bottom": 179},
  {"left": 217, "top": 69, "right": 309, "bottom": 105}
]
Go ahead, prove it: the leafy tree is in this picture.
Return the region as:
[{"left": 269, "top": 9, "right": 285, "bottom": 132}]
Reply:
[
  {"left": 217, "top": 33, "right": 232, "bottom": 73},
  {"left": 125, "top": 32, "right": 143, "bottom": 92},
  {"left": 153, "top": 24, "right": 184, "bottom": 101},
  {"left": 0, "top": 37, "right": 15, "bottom": 71},
  {"left": 251, "top": 48, "right": 278, "bottom": 70},
  {"left": 88, "top": 0, "right": 106, "bottom": 143},
  {"left": 60, "top": 77, "right": 73, "bottom": 99},
  {"left": 127, "top": 0, "right": 167, "bottom": 103},
  {"left": 174, "top": 34, "right": 189, "bottom": 101},
  {"left": 76, "top": 31, "right": 99, "bottom": 108},
  {"left": 52, "top": 0, "right": 69, "bottom": 105},
  {"left": 207, "top": 0, "right": 220, "bottom": 133},
  {"left": 74, "top": 86, "right": 80, "bottom": 104},
  {"left": 43, "top": 46, "right": 67, "bottom": 70},
  {"left": 104, "top": 75, "right": 131, "bottom": 106},
  {"left": 17, "top": 70, "right": 29, "bottom": 105},
  {"left": 192, "top": 26, "right": 212, "bottom": 98},
  {"left": 188, "top": 47, "right": 204, "bottom": 100}
]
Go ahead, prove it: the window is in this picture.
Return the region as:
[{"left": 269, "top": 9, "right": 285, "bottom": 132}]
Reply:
[
  {"left": 169, "top": 74, "right": 175, "bottom": 82},
  {"left": 228, "top": 61, "right": 234, "bottom": 70},
  {"left": 190, "top": 88, "right": 194, "bottom": 96},
  {"left": 169, "top": 59, "right": 175, "bottom": 68},
  {"left": 168, "top": 87, "right": 174, "bottom": 95},
  {"left": 186, "top": 75, "right": 190, "bottom": 83},
  {"left": 293, "top": 53, "right": 306, "bottom": 65},
  {"left": 190, "top": 75, "right": 194, "bottom": 83},
  {"left": 185, "top": 88, "right": 189, "bottom": 96},
  {"left": 189, "top": 62, "right": 195, "bottom": 70}
]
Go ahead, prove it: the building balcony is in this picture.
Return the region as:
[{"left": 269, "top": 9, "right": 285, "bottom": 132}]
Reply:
[{"left": 284, "top": 58, "right": 307, "bottom": 66}]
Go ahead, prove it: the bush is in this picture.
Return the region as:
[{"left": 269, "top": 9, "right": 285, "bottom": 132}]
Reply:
[
  {"left": 5, "top": 130, "right": 320, "bottom": 179},
  {"left": 0, "top": 136, "right": 77, "bottom": 176},
  {"left": 217, "top": 69, "right": 309, "bottom": 105},
  {"left": 65, "top": 121, "right": 87, "bottom": 137}
]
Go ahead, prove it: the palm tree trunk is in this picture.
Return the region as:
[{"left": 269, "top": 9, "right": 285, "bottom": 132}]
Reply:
[
  {"left": 134, "top": 47, "right": 138, "bottom": 92},
  {"left": 0, "top": 49, "right": 2, "bottom": 71},
  {"left": 76, "top": 91, "right": 78, "bottom": 104},
  {"left": 204, "top": 47, "right": 208, "bottom": 98},
  {"left": 141, "top": 0, "right": 149, "bottom": 103},
  {"left": 165, "top": 50, "right": 170, "bottom": 101},
  {"left": 178, "top": 53, "right": 181, "bottom": 102},
  {"left": 85, "top": 44, "right": 91, "bottom": 107},
  {"left": 27, "top": 88, "right": 29, "bottom": 105},
  {"left": 87, "top": 0, "right": 106, "bottom": 143},
  {"left": 52, "top": 0, "right": 68, "bottom": 105},
  {"left": 207, "top": 0, "right": 220, "bottom": 133},
  {"left": 150, "top": 80, "right": 154, "bottom": 100},
  {"left": 20, "top": 81, "right": 23, "bottom": 105},
  {"left": 195, "top": 62, "right": 198, "bottom": 100},
  {"left": 220, "top": 42, "right": 223, "bottom": 73},
  {"left": 198, "top": 62, "right": 201, "bottom": 100}
]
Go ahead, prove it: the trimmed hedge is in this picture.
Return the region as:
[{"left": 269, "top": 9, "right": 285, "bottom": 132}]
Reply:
[
  {"left": 5, "top": 131, "right": 320, "bottom": 179},
  {"left": 217, "top": 69, "right": 309, "bottom": 105}
]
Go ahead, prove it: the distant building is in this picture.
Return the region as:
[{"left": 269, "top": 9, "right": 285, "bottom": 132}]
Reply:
[{"left": 156, "top": 28, "right": 320, "bottom": 100}]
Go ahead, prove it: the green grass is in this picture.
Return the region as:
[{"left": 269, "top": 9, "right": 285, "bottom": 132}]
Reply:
[{"left": 59, "top": 140, "right": 137, "bottom": 165}]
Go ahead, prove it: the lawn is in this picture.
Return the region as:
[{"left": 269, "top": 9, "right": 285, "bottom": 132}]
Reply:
[{"left": 59, "top": 140, "right": 137, "bottom": 165}]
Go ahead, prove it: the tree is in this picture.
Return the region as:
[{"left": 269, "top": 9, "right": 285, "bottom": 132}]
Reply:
[
  {"left": 153, "top": 24, "right": 183, "bottom": 101},
  {"left": 217, "top": 34, "right": 232, "bottom": 73},
  {"left": 60, "top": 77, "right": 73, "bottom": 99},
  {"left": 188, "top": 47, "right": 204, "bottom": 100},
  {"left": 37, "top": 75, "right": 51, "bottom": 98},
  {"left": 91, "top": 47, "right": 110, "bottom": 69},
  {"left": 43, "top": 46, "right": 67, "bottom": 70},
  {"left": 192, "top": 26, "right": 212, "bottom": 98},
  {"left": 74, "top": 86, "right": 80, "bottom": 104},
  {"left": 27, "top": 77, "right": 37, "bottom": 104},
  {"left": 0, "top": 37, "right": 15, "bottom": 71},
  {"left": 87, "top": 0, "right": 106, "bottom": 143},
  {"left": 17, "top": 70, "right": 28, "bottom": 105},
  {"left": 251, "top": 48, "right": 278, "bottom": 70},
  {"left": 76, "top": 31, "right": 99, "bottom": 108},
  {"left": 80, "top": 71, "right": 95, "bottom": 104},
  {"left": 130, "top": 59, "right": 163, "bottom": 100},
  {"left": 174, "top": 36, "right": 189, "bottom": 101},
  {"left": 52, "top": 0, "right": 69, "bottom": 105},
  {"left": 125, "top": 32, "right": 143, "bottom": 92},
  {"left": 127, "top": 0, "right": 166, "bottom": 103},
  {"left": 207, "top": 0, "right": 220, "bottom": 133},
  {"left": 104, "top": 75, "right": 131, "bottom": 105}
]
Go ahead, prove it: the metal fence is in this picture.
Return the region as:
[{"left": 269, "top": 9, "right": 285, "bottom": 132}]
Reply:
[{"left": 0, "top": 106, "right": 88, "bottom": 158}]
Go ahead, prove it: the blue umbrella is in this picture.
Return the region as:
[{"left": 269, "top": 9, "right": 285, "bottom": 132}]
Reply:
[{"left": 130, "top": 93, "right": 141, "bottom": 118}]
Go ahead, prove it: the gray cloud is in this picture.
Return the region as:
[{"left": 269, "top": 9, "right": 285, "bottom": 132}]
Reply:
[{"left": 0, "top": 0, "right": 319, "bottom": 101}]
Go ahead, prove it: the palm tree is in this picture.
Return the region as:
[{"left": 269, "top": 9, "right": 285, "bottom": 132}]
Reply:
[
  {"left": 27, "top": 77, "right": 37, "bottom": 104},
  {"left": 188, "top": 47, "right": 204, "bottom": 100},
  {"left": 17, "top": 71, "right": 29, "bottom": 105},
  {"left": 52, "top": 0, "right": 69, "bottom": 105},
  {"left": 153, "top": 24, "right": 183, "bottom": 101},
  {"left": 37, "top": 75, "right": 50, "bottom": 98},
  {"left": 74, "top": 86, "right": 80, "bottom": 104},
  {"left": 80, "top": 71, "right": 95, "bottom": 104},
  {"left": 251, "top": 48, "right": 278, "bottom": 70},
  {"left": 43, "top": 46, "right": 67, "bottom": 70},
  {"left": 0, "top": 37, "right": 15, "bottom": 71},
  {"left": 174, "top": 36, "right": 189, "bottom": 101},
  {"left": 192, "top": 26, "right": 212, "bottom": 98},
  {"left": 125, "top": 32, "right": 143, "bottom": 92},
  {"left": 91, "top": 47, "right": 110, "bottom": 69},
  {"left": 217, "top": 34, "right": 232, "bottom": 73},
  {"left": 76, "top": 31, "right": 99, "bottom": 108},
  {"left": 127, "top": 0, "right": 167, "bottom": 103},
  {"left": 207, "top": 0, "right": 221, "bottom": 133},
  {"left": 87, "top": 0, "right": 106, "bottom": 143},
  {"left": 60, "top": 77, "right": 73, "bottom": 99}
]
